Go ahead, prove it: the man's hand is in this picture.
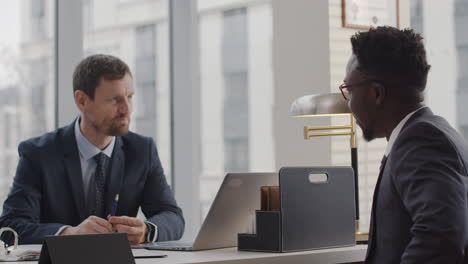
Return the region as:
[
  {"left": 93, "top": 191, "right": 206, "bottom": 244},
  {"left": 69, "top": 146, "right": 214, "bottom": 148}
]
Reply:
[
  {"left": 60, "top": 216, "right": 114, "bottom": 235},
  {"left": 108, "top": 216, "right": 148, "bottom": 245}
]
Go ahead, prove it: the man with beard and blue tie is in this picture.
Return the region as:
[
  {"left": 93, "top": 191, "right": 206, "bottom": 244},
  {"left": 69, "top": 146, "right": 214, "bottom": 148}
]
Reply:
[{"left": 0, "top": 54, "right": 184, "bottom": 245}]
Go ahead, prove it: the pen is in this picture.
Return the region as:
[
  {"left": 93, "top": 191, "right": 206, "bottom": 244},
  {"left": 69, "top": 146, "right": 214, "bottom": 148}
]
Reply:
[
  {"left": 134, "top": 255, "right": 167, "bottom": 259},
  {"left": 110, "top": 194, "right": 119, "bottom": 216}
]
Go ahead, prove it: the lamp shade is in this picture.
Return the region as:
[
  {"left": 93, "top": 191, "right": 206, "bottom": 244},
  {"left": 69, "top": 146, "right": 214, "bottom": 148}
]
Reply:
[{"left": 290, "top": 93, "right": 350, "bottom": 117}]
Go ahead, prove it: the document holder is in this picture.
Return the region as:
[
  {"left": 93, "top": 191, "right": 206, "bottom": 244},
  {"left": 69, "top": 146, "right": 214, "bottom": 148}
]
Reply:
[
  {"left": 238, "top": 167, "right": 356, "bottom": 252},
  {"left": 39, "top": 233, "right": 135, "bottom": 264}
]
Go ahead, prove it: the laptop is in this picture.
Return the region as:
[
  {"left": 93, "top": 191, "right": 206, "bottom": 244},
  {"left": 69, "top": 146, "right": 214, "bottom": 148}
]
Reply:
[{"left": 136, "top": 172, "right": 278, "bottom": 251}]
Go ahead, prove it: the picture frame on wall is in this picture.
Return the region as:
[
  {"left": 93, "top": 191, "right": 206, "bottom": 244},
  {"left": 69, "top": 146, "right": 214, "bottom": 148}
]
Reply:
[{"left": 342, "top": 0, "right": 400, "bottom": 30}]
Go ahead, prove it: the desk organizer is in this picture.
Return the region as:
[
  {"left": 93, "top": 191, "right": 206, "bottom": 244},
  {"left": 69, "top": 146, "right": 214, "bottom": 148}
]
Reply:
[{"left": 238, "top": 167, "right": 356, "bottom": 252}]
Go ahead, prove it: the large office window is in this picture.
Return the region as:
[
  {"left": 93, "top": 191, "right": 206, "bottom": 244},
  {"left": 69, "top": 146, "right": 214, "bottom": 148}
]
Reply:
[
  {"left": 410, "top": 0, "right": 465, "bottom": 136},
  {"left": 82, "top": 0, "right": 172, "bottom": 184},
  {"left": 198, "top": 0, "right": 274, "bottom": 219},
  {"left": 31, "top": 0, "right": 46, "bottom": 40},
  {"left": 454, "top": 0, "right": 468, "bottom": 139},
  {"left": 0, "top": 0, "right": 55, "bottom": 211},
  {"left": 135, "top": 24, "right": 158, "bottom": 136},
  {"left": 222, "top": 8, "right": 250, "bottom": 172}
]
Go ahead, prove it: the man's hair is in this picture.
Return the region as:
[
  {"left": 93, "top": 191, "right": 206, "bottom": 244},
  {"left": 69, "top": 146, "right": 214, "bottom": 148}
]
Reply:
[
  {"left": 350, "top": 26, "right": 431, "bottom": 103},
  {"left": 73, "top": 54, "right": 132, "bottom": 99}
]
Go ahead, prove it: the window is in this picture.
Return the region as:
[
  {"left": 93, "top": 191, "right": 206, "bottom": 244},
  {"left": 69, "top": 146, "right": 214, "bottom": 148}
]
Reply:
[
  {"left": 29, "top": 59, "right": 49, "bottom": 136},
  {"left": 83, "top": 0, "right": 172, "bottom": 184},
  {"left": 83, "top": 0, "right": 94, "bottom": 33},
  {"left": 0, "top": 0, "right": 55, "bottom": 211},
  {"left": 454, "top": 0, "right": 468, "bottom": 139},
  {"left": 31, "top": 0, "right": 46, "bottom": 40},
  {"left": 222, "top": 8, "right": 249, "bottom": 172},
  {"left": 198, "top": 0, "right": 274, "bottom": 219},
  {"left": 410, "top": 0, "right": 463, "bottom": 135},
  {"left": 135, "top": 24, "right": 157, "bottom": 136}
]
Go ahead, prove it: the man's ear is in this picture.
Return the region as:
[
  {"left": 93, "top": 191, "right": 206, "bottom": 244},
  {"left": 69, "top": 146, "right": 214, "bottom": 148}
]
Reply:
[
  {"left": 74, "top": 90, "right": 90, "bottom": 112},
  {"left": 372, "top": 82, "right": 386, "bottom": 105}
]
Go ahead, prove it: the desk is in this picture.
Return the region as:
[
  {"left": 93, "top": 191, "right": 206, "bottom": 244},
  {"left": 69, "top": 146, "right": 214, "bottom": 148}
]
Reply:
[
  {"left": 15, "top": 245, "right": 367, "bottom": 264},
  {"left": 133, "top": 246, "right": 367, "bottom": 264}
]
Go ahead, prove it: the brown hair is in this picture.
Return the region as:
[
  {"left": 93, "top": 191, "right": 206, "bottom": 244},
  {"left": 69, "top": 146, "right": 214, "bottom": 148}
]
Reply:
[{"left": 73, "top": 54, "right": 132, "bottom": 99}]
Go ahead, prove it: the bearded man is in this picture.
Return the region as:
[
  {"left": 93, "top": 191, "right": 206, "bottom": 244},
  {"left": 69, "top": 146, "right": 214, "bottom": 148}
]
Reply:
[
  {"left": 341, "top": 27, "right": 468, "bottom": 263},
  {"left": 0, "top": 54, "right": 184, "bottom": 245}
]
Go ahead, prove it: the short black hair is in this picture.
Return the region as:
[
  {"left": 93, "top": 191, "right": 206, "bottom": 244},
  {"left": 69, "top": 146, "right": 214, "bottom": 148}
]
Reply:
[
  {"left": 73, "top": 54, "right": 132, "bottom": 99},
  {"left": 351, "top": 26, "right": 431, "bottom": 103}
]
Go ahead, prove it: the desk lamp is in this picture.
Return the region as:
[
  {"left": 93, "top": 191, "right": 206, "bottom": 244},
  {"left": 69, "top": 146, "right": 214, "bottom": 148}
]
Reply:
[{"left": 290, "top": 92, "right": 367, "bottom": 243}]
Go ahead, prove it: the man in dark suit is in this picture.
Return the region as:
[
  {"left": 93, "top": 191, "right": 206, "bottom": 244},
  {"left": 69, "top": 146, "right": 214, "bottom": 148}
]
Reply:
[
  {"left": 340, "top": 27, "right": 468, "bottom": 263},
  {"left": 0, "top": 54, "right": 184, "bottom": 245}
]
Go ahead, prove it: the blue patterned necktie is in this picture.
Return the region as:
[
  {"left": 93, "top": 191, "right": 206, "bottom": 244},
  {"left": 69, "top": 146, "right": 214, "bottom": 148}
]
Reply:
[{"left": 94, "top": 152, "right": 110, "bottom": 217}]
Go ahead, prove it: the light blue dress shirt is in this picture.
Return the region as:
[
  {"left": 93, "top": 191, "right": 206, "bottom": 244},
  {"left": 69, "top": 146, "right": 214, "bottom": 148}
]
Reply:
[{"left": 74, "top": 117, "right": 115, "bottom": 199}]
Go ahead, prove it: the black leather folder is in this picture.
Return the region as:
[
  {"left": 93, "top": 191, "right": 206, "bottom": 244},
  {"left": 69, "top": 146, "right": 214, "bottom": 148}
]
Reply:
[{"left": 39, "top": 233, "right": 135, "bottom": 264}]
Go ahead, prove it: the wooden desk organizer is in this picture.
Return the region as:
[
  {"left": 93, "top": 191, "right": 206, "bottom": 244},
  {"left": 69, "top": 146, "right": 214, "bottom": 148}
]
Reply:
[{"left": 238, "top": 167, "right": 356, "bottom": 253}]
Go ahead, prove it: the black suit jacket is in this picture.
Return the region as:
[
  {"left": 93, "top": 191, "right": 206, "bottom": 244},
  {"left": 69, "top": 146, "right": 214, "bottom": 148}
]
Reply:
[
  {"left": 365, "top": 107, "right": 468, "bottom": 263},
  {"left": 0, "top": 121, "right": 184, "bottom": 244}
]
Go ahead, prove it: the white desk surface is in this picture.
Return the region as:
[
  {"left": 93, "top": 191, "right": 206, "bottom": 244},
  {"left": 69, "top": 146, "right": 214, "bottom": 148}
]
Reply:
[
  {"left": 13, "top": 244, "right": 367, "bottom": 264},
  {"left": 132, "top": 245, "right": 367, "bottom": 264}
]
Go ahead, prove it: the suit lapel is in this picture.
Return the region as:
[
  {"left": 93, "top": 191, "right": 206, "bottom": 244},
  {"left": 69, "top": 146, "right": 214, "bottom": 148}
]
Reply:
[
  {"left": 61, "top": 121, "right": 87, "bottom": 222},
  {"left": 105, "top": 136, "right": 125, "bottom": 215},
  {"left": 365, "top": 108, "right": 433, "bottom": 262},
  {"left": 366, "top": 155, "right": 388, "bottom": 261}
]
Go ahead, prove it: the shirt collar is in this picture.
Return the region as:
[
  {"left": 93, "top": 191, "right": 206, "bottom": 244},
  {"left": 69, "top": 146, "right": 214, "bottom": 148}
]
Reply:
[
  {"left": 384, "top": 106, "right": 427, "bottom": 157},
  {"left": 74, "top": 117, "right": 115, "bottom": 161}
]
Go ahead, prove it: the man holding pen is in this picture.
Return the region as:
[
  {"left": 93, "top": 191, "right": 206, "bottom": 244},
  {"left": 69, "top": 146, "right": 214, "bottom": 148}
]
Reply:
[{"left": 0, "top": 54, "right": 184, "bottom": 245}]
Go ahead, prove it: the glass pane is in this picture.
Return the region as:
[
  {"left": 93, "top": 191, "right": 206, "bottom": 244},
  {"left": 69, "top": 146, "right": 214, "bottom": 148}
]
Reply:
[
  {"left": 198, "top": 0, "right": 274, "bottom": 219},
  {"left": 410, "top": 1, "right": 468, "bottom": 137},
  {"left": 82, "top": 0, "right": 172, "bottom": 184},
  {"left": 410, "top": 0, "right": 460, "bottom": 131},
  {"left": 0, "top": 0, "right": 55, "bottom": 211},
  {"left": 454, "top": 0, "right": 468, "bottom": 139}
]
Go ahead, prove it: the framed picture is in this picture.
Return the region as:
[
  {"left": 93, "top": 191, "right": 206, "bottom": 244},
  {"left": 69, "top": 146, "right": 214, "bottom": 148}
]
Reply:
[{"left": 342, "top": 0, "right": 399, "bottom": 30}]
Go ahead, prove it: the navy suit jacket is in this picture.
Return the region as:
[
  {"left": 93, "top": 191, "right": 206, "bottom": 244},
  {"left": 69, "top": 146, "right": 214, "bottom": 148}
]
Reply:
[
  {"left": 365, "top": 108, "right": 468, "bottom": 263},
  {"left": 0, "top": 121, "right": 184, "bottom": 244}
]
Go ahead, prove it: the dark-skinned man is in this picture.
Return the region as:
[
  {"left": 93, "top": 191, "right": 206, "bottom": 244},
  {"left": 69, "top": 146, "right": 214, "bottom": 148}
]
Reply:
[{"left": 340, "top": 27, "right": 468, "bottom": 263}]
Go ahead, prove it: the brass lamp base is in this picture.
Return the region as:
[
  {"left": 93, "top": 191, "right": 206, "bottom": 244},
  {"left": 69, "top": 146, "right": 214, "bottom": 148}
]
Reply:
[
  {"left": 356, "top": 231, "right": 369, "bottom": 244},
  {"left": 355, "top": 220, "right": 368, "bottom": 244}
]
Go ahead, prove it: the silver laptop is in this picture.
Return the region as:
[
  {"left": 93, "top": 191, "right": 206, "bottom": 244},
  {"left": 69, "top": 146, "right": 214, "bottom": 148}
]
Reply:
[{"left": 136, "top": 172, "right": 278, "bottom": 251}]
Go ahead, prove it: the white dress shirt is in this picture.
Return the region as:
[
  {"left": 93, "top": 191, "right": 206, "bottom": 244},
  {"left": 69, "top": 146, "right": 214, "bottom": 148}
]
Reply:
[{"left": 384, "top": 106, "right": 427, "bottom": 157}]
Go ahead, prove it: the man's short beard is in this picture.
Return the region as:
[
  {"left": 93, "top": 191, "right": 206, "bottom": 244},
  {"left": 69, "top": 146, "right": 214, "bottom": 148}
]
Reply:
[
  {"left": 106, "top": 121, "right": 130, "bottom": 136},
  {"left": 362, "top": 127, "right": 375, "bottom": 142},
  {"left": 91, "top": 118, "right": 130, "bottom": 137}
]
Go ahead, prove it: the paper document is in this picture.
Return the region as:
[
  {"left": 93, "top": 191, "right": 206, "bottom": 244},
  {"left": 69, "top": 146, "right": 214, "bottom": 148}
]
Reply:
[{"left": 0, "top": 245, "right": 41, "bottom": 262}]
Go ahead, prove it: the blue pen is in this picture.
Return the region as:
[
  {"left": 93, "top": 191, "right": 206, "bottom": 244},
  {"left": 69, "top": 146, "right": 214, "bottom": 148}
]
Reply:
[{"left": 110, "top": 194, "right": 119, "bottom": 216}]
